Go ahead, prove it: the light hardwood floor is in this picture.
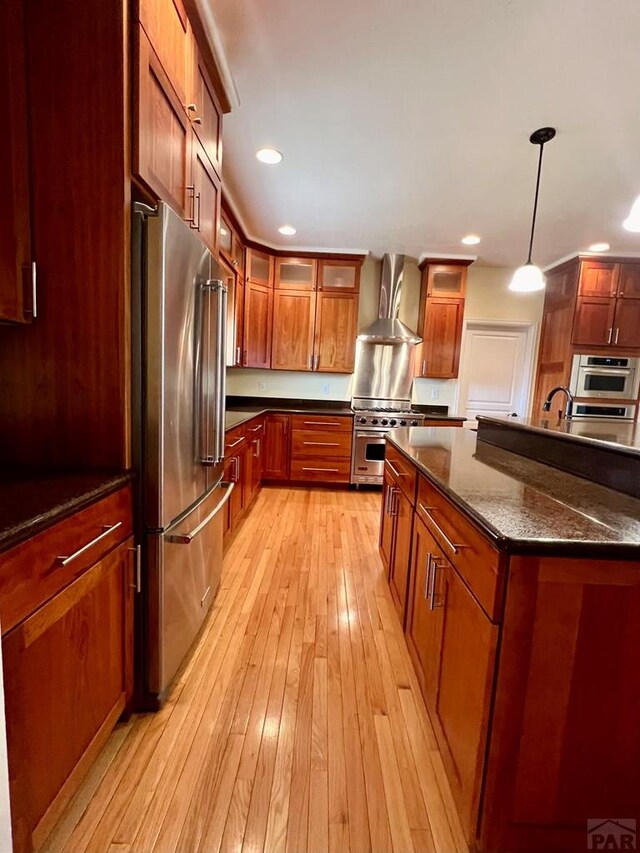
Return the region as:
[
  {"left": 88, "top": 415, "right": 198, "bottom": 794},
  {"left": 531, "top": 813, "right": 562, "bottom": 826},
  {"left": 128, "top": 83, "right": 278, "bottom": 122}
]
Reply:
[{"left": 41, "top": 488, "right": 468, "bottom": 853}]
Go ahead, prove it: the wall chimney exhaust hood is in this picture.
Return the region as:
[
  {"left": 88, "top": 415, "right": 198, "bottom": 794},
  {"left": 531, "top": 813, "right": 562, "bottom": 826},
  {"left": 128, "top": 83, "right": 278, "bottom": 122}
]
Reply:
[{"left": 357, "top": 254, "right": 422, "bottom": 344}]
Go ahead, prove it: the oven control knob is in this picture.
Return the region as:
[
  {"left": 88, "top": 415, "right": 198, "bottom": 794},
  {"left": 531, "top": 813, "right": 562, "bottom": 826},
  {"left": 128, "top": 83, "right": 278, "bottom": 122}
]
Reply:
[
  {"left": 410, "top": 419, "right": 419, "bottom": 426},
  {"left": 390, "top": 419, "right": 397, "bottom": 426},
  {"left": 371, "top": 418, "right": 379, "bottom": 425},
  {"left": 359, "top": 417, "right": 367, "bottom": 424},
  {"left": 399, "top": 419, "right": 407, "bottom": 426},
  {"left": 381, "top": 419, "right": 389, "bottom": 426}
]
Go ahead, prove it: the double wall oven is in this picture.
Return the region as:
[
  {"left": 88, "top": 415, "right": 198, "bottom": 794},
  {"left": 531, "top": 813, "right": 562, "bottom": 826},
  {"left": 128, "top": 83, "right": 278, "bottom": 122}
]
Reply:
[{"left": 569, "top": 354, "right": 639, "bottom": 420}]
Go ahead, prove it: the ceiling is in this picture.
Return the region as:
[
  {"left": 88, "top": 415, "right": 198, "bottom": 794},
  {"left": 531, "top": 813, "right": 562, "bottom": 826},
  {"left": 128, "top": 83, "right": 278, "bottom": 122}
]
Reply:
[{"left": 208, "top": 0, "right": 640, "bottom": 267}]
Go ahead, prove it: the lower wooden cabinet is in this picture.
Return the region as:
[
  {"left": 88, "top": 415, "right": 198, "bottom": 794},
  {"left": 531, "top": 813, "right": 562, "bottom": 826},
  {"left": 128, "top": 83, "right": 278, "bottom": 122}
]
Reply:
[
  {"left": 263, "top": 414, "right": 291, "bottom": 480},
  {"left": 3, "top": 537, "right": 135, "bottom": 853},
  {"left": 244, "top": 420, "right": 264, "bottom": 505},
  {"left": 289, "top": 414, "right": 352, "bottom": 484},
  {"left": 387, "top": 487, "right": 413, "bottom": 622}
]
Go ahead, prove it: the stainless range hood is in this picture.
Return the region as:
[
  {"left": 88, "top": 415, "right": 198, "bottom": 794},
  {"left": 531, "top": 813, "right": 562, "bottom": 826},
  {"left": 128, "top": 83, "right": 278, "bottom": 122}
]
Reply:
[{"left": 357, "top": 253, "right": 422, "bottom": 344}]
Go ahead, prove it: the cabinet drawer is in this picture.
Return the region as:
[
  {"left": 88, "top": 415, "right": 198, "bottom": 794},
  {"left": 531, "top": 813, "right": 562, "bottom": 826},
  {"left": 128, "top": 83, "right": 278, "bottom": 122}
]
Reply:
[
  {"left": 416, "top": 476, "right": 503, "bottom": 621},
  {"left": 385, "top": 444, "right": 417, "bottom": 505},
  {"left": 290, "top": 458, "right": 351, "bottom": 483},
  {"left": 291, "top": 414, "right": 352, "bottom": 432},
  {"left": 0, "top": 486, "right": 133, "bottom": 635},
  {"left": 225, "top": 426, "right": 246, "bottom": 452},
  {"left": 245, "top": 419, "right": 264, "bottom": 438},
  {"left": 291, "top": 429, "right": 352, "bottom": 458}
]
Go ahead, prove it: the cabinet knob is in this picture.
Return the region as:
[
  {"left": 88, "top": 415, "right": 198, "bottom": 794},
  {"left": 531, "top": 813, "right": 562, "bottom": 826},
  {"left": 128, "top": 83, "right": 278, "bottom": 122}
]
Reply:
[{"left": 186, "top": 103, "right": 198, "bottom": 112}]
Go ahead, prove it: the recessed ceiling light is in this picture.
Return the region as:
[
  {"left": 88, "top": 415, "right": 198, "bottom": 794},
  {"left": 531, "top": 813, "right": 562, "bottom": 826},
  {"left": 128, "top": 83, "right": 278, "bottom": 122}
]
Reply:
[
  {"left": 278, "top": 225, "right": 296, "bottom": 236},
  {"left": 256, "top": 147, "right": 283, "bottom": 165},
  {"left": 461, "top": 234, "right": 481, "bottom": 245},
  {"left": 588, "top": 242, "right": 610, "bottom": 252}
]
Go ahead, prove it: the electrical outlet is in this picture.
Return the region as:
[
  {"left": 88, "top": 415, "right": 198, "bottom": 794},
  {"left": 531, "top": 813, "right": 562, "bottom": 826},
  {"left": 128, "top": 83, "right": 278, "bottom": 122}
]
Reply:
[
  {"left": 258, "top": 381, "right": 267, "bottom": 391},
  {"left": 430, "top": 388, "right": 439, "bottom": 400},
  {"left": 322, "top": 383, "right": 331, "bottom": 395}
]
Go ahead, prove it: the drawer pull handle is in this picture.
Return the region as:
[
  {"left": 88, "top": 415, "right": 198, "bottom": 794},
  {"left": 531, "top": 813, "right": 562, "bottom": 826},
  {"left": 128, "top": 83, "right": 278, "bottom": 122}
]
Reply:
[
  {"left": 302, "top": 441, "right": 340, "bottom": 446},
  {"left": 386, "top": 460, "right": 405, "bottom": 478},
  {"left": 248, "top": 425, "right": 262, "bottom": 433},
  {"left": 303, "top": 420, "right": 341, "bottom": 426},
  {"left": 129, "top": 544, "right": 142, "bottom": 593},
  {"left": 226, "top": 436, "right": 244, "bottom": 448},
  {"left": 418, "top": 504, "right": 465, "bottom": 555},
  {"left": 424, "top": 553, "right": 432, "bottom": 599},
  {"left": 429, "top": 557, "right": 442, "bottom": 610},
  {"left": 302, "top": 466, "right": 339, "bottom": 473},
  {"left": 57, "top": 521, "right": 123, "bottom": 566}
]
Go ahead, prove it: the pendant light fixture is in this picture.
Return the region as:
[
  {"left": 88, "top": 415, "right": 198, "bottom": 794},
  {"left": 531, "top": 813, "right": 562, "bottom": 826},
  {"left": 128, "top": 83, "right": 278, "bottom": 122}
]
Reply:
[{"left": 509, "top": 127, "right": 556, "bottom": 293}]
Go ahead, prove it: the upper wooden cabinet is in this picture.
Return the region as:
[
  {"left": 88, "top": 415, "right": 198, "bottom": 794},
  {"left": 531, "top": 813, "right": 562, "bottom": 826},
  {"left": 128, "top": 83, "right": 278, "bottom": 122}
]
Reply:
[
  {"left": 318, "top": 259, "right": 361, "bottom": 292},
  {"left": 0, "top": 0, "right": 34, "bottom": 323},
  {"left": 190, "top": 59, "right": 222, "bottom": 179},
  {"left": 219, "top": 210, "right": 245, "bottom": 278},
  {"left": 314, "top": 291, "right": 358, "bottom": 373},
  {"left": 243, "top": 281, "right": 272, "bottom": 369},
  {"left": 246, "top": 248, "right": 274, "bottom": 287},
  {"left": 571, "top": 260, "right": 640, "bottom": 349},
  {"left": 137, "top": 0, "right": 193, "bottom": 105},
  {"left": 416, "top": 261, "right": 471, "bottom": 379},
  {"left": 190, "top": 136, "right": 221, "bottom": 254},
  {"left": 617, "top": 264, "right": 640, "bottom": 299},
  {"left": 275, "top": 257, "right": 317, "bottom": 291}
]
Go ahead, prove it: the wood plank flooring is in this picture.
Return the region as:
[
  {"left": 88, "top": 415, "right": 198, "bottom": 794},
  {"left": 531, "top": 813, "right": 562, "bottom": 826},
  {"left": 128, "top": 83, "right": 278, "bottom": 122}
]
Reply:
[{"left": 41, "top": 488, "right": 468, "bottom": 853}]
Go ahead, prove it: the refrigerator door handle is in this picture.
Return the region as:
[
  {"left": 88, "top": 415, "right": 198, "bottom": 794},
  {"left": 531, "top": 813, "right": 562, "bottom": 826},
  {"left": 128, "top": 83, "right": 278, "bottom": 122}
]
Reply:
[
  {"left": 166, "top": 481, "right": 234, "bottom": 544},
  {"left": 197, "top": 281, "right": 218, "bottom": 467},
  {"left": 215, "top": 282, "right": 228, "bottom": 464}
]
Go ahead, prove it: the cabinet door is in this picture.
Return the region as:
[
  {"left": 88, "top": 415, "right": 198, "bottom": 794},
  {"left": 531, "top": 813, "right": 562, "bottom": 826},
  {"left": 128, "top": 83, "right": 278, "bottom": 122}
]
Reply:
[
  {"left": 246, "top": 248, "right": 273, "bottom": 287},
  {"left": 578, "top": 260, "right": 618, "bottom": 297},
  {"left": 616, "top": 263, "right": 640, "bottom": 299},
  {"left": 232, "top": 232, "right": 245, "bottom": 278},
  {"left": 271, "top": 290, "right": 316, "bottom": 371},
  {"left": 250, "top": 436, "right": 262, "bottom": 499},
  {"left": 263, "top": 414, "right": 291, "bottom": 480},
  {"left": 419, "top": 297, "right": 465, "bottom": 378},
  {"left": 406, "top": 517, "right": 445, "bottom": 702},
  {"left": 243, "top": 282, "right": 273, "bottom": 368},
  {"left": 135, "top": 27, "right": 190, "bottom": 218},
  {"left": 431, "top": 563, "right": 498, "bottom": 840},
  {"left": 232, "top": 277, "right": 244, "bottom": 367},
  {"left": 3, "top": 540, "right": 133, "bottom": 853},
  {"left": 314, "top": 292, "right": 358, "bottom": 373},
  {"left": 318, "top": 259, "right": 361, "bottom": 292},
  {"left": 0, "top": 0, "right": 32, "bottom": 323},
  {"left": 572, "top": 297, "right": 616, "bottom": 346},
  {"left": 219, "top": 211, "right": 233, "bottom": 259},
  {"left": 388, "top": 489, "right": 413, "bottom": 624},
  {"left": 191, "top": 136, "right": 221, "bottom": 254},
  {"left": 275, "top": 257, "right": 317, "bottom": 291},
  {"left": 191, "top": 61, "right": 222, "bottom": 178},
  {"left": 613, "top": 298, "right": 640, "bottom": 348},
  {"left": 138, "top": 0, "right": 191, "bottom": 103},
  {"left": 426, "top": 264, "right": 468, "bottom": 298},
  {"left": 379, "top": 474, "right": 395, "bottom": 573}
]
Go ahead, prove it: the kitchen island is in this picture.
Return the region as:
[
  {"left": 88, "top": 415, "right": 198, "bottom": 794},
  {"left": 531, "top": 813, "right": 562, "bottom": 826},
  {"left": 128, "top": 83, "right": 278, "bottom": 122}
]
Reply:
[{"left": 381, "top": 424, "right": 640, "bottom": 853}]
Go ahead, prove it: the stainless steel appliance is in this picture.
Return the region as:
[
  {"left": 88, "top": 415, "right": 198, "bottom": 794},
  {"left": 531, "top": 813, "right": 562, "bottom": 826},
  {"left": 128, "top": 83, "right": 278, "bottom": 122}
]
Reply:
[
  {"left": 351, "top": 398, "right": 426, "bottom": 484},
  {"left": 570, "top": 403, "right": 637, "bottom": 421},
  {"left": 132, "top": 201, "right": 233, "bottom": 706},
  {"left": 569, "top": 354, "right": 640, "bottom": 401}
]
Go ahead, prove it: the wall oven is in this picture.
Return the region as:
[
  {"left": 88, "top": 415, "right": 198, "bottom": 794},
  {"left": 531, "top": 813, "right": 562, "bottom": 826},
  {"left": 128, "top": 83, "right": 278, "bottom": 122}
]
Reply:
[
  {"left": 570, "top": 355, "right": 640, "bottom": 401},
  {"left": 571, "top": 403, "right": 637, "bottom": 421}
]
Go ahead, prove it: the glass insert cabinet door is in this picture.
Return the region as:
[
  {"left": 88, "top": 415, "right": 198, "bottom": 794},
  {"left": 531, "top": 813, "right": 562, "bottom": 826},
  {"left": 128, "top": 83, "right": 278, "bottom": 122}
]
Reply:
[
  {"left": 218, "top": 215, "right": 232, "bottom": 257},
  {"left": 275, "top": 257, "right": 317, "bottom": 290},
  {"left": 319, "top": 260, "right": 360, "bottom": 291},
  {"left": 426, "top": 264, "right": 467, "bottom": 298}
]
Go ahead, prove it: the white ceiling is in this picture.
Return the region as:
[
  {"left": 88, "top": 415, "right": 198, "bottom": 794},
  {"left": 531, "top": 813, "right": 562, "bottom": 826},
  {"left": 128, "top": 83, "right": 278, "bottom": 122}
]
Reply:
[{"left": 208, "top": 0, "right": 640, "bottom": 267}]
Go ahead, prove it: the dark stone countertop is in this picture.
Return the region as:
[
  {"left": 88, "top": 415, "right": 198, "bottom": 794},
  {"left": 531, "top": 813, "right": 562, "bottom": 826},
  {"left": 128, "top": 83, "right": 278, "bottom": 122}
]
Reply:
[
  {"left": 477, "top": 415, "right": 640, "bottom": 459},
  {"left": 386, "top": 426, "right": 640, "bottom": 558},
  {"left": 0, "top": 471, "right": 133, "bottom": 554}
]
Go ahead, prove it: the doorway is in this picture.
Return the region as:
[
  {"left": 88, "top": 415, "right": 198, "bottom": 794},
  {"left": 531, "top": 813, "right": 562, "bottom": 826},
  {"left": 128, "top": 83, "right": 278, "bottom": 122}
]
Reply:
[{"left": 455, "top": 320, "right": 538, "bottom": 421}]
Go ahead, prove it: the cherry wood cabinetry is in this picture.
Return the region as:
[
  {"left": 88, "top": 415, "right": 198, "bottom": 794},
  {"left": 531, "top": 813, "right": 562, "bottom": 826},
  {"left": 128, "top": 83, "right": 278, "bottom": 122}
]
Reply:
[
  {"left": 416, "top": 260, "right": 472, "bottom": 379},
  {"left": 223, "top": 427, "right": 247, "bottom": 539},
  {"left": 275, "top": 257, "right": 317, "bottom": 291},
  {"left": 0, "top": 487, "right": 134, "bottom": 853},
  {"left": 244, "top": 419, "right": 264, "bottom": 506},
  {"left": 318, "top": 259, "right": 361, "bottom": 292},
  {"left": 190, "top": 136, "right": 221, "bottom": 253},
  {"left": 290, "top": 414, "right": 352, "bottom": 484},
  {"left": 271, "top": 290, "right": 317, "bottom": 371},
  {"left": 314, "top": 291, "right": 359, "bottom": 373},
  {"left": 246, "top": 248, "right": 274, "bottom": 288},
  {"left": 191, "top": 59, "right": 223, "bottom": 179},
  {"left": 243, "top": 281, "right": 273, "bottom": 369},
  {"left": 0, "top": 0, "right": 33, "bottom": 324},
  {"left": 263, "top": 414, "right": 291, "bottom": 480},
  {"left": 138, "top": 0, "right": 193, "bottom": 105}
]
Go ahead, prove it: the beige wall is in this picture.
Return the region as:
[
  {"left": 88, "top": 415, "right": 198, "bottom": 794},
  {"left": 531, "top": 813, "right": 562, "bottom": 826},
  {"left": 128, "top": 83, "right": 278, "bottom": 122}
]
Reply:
[{"left": 226, "top": 260, "right": 543, "bottom": 411}]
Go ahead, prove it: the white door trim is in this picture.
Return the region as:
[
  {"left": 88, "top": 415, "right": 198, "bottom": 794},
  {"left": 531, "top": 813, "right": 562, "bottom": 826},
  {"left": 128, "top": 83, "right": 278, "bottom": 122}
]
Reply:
[{"left": 454, "top": 319, "right": 539, "bottom": 420}]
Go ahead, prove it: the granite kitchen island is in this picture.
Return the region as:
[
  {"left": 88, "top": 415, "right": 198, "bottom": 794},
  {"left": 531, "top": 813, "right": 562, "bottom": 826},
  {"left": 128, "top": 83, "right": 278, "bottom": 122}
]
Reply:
[{"left": 380, "top": 422, "right": 640, "bottom": 853}]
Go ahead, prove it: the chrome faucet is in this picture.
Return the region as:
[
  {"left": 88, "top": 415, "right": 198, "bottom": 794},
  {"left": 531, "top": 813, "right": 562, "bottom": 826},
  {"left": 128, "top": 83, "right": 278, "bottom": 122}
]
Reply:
[{"left": 542, "top": 386, "right": 574, "bottom": 419}]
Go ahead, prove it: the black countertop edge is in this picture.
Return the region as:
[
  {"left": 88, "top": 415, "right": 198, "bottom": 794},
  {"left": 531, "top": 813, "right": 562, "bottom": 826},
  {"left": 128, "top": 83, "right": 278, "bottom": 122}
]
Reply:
[
  {"left": 385, "top": 435, "right": 640, "bottom": 559},
  {"left": 476, "top": 415, "right": 640, "bottom": 460},
  {"left": 0, "top": 471, "right": 134, "bottom": 554}
]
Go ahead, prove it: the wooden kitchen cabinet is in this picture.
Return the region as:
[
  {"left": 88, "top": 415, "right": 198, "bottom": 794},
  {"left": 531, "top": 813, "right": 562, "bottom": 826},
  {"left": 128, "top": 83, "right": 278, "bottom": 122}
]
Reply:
[
  {"left": 387, "top": 487, "right": 413, "bottom": 622},
  {"left": 246, "top": 248, "right": 274, "bottom": 287},
  {"left": 244, "top": 419, "right": 264, "bottom": 505},
  {"left": 137, "top": 0, "right": 193, "bottom": 105},
  {"left": 223, "top": 427, "right": 246, "bottom": 540},
  {"left": 571, "top": 296, "right": 616, "bottom": 346},
  {"left": 243, "top": 282, "right": 273, "bottom": 368},
  {"left": 314, "top": 291, "right": 359, "bottom": 373},
  {"left": 263, "top": 414, "right": 291, "bottom": 480},
  {"left": 290, "top": 413, "right": 353, "bottom": 484},
  {"left": 318, "top": 259, "right": 361, "bottom": 292},
  {"left": 271, "top": 290, "right": 317, "bottom": 370},
  {"left": 275, "top": 257, "right": 317, "bottom": 291},
  {"left": 617, "top": 263, "right": 640, "bottom": 298},
  {"left": 379, "top": 470, "right": 396, "bottom": 573},
  {"left": 613, "top": 297, "right": 640, "bottom": 347},
  {"left": 220, "top": 255, "right": 243, "bottom": 367},
  {"left": 190, "top": 57, "right": 223, "bottom": 179},
  {"left": 418, "top": 297, "right": 465, "bottom": 378},
  {"left": 577, "top": 260, "right": 618, "bottom": 297},
  {"left": 0, "top": 0, "right": 33, "bottom": 324},
  {"left": 191, "top": 135, "right": 221, "bottom": 254},
  {"left": 425, "top": 263, "right": 468, "bottom": 298}
]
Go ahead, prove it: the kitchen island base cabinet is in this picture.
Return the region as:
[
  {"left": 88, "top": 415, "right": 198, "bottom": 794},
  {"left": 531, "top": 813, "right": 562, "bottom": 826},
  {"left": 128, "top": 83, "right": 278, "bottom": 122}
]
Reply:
[{"left": 3, "top": 538, "right": 135, "bottom": 853}]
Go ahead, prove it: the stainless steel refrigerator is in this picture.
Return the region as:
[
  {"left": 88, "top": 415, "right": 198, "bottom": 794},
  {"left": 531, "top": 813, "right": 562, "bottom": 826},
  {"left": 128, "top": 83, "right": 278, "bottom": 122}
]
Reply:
[{"left": 132, "top": 201, "right": 233, "bottom": 707}]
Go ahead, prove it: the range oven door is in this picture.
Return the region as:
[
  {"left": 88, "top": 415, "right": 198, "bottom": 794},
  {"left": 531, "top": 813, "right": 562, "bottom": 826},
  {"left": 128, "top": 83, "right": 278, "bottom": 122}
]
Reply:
[{"left": 351, "top": 430, "right": 387, "bottom": 484}]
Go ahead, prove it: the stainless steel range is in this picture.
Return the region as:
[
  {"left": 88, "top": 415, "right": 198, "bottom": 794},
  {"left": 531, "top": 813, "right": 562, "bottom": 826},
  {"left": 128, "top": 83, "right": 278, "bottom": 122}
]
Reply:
[{"left": 351, "top": 397, "right": 426, "bottom": 484}]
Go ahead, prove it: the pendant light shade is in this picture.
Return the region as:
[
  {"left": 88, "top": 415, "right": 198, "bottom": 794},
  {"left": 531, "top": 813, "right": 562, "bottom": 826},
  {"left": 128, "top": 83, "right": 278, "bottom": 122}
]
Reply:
[
  {"left": 509, "top": 127, "right": 556, "bottom": 294},
  {"left": 623, "top": 195, "right": 640, "bottom": 232}
]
